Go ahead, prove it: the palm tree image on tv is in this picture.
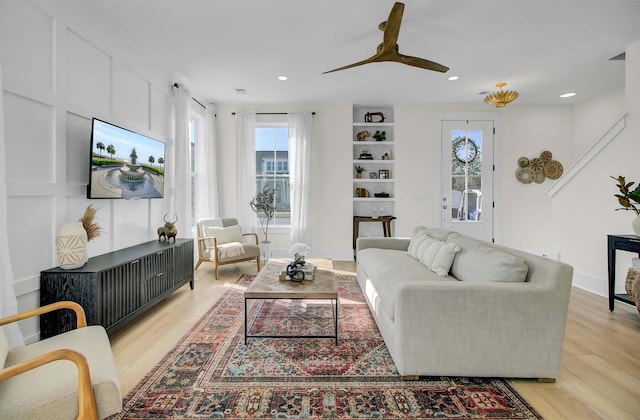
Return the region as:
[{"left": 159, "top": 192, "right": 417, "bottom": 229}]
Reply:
[{"left": 89, "top": 119, "right": 165, "bottom": 199}]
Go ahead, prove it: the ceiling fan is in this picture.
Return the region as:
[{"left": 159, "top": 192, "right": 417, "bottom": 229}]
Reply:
[{"left": 322, "top": 2, "right": 449, "bottom": 74}]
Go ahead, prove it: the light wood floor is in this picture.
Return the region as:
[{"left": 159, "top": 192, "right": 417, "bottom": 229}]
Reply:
[{"left": 110, "top": 261, "right": 640, "bottom": 419}]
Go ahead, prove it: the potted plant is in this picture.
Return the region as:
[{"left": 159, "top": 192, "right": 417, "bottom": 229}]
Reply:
[
  {"left": 611, "top": 175, "right": 640, "bottom": 235},
  {"left": 355, "top": 165, "right": 367, "bottom": 179},
  {"left": 250, "top": 184, "right": 276, "bottom": 260}
]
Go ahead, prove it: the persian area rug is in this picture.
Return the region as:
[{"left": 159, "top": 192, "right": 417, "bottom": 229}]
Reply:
[{"left": 110, "top": 274, "right": 543, "bottom": 419}]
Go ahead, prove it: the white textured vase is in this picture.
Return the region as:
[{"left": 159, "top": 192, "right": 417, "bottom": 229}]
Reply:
[
  {"left": 633, "top": 217, "right": 640, "bottom": 236},
  {"left": 56, "top": 222, "right": 88, "bottom": 269},
  {"left": 260, "top": 241, "right": 272, "bottom": 263}
]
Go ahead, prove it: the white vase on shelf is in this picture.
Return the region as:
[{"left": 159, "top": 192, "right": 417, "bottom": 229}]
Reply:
[{"left": 56, "top": 222, "right": 88, "bottom": 269}]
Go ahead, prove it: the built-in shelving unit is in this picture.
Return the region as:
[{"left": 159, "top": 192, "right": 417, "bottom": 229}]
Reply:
[{"left": 352, "top": 106, "right": 395, "bottom": 244}]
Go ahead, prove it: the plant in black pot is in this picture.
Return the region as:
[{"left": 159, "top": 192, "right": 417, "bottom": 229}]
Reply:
[{"left": 250, "top": 184, "right": 276, "bottom": 260}]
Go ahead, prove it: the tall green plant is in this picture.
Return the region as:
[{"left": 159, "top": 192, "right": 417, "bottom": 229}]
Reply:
[{"left": 250, "top": 185, "right": 276, "bottom": 242}]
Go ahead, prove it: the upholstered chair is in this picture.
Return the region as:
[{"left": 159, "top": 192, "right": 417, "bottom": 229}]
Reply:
[
  {"left": 0, "top": 301, "right": 122, "bottom": 419},
  {"left": 195, "top": 218, "right": 261, "bottom": 279}
]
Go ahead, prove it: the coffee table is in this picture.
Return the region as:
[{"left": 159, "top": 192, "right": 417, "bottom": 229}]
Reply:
[{"left": 244, "top": 260, "right": 338, "bottom": 345}]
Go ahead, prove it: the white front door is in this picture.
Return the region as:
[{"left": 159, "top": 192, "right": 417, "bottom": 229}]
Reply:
[{"left": 440, "top": 120, "right": 494, "bottom": 241}]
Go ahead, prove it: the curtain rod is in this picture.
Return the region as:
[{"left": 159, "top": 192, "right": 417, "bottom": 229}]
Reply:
[
  {"left": 231, "top": 112, "right": 315, "bottom": 115},
  {"left": 172, "top": 83, "right": 205, "bottom": 109}
]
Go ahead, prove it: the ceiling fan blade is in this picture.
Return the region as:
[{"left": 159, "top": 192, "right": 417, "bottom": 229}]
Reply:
[
  {"left": 381, "top": 2, "right": 404, "bottom": 53},
  {"left": 321, "top": 55, "right": 380, "bottom": 74},
  {"left": 393, "top": 53, "right": 449, "bottom": 73}
]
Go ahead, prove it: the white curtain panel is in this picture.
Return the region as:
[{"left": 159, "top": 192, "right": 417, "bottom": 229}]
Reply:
[
  {"left": 288, "top": 113, "right": 313, "bottom": 245},
  {"left": 195, "top": 103, "right": 219, "bottom": 220},
  {"left": 0, "top": 62, "right": 24, "bottom": 347},
  {"left": 171, "top": 84, "right": 192, "bottom": 237},
  {"left": 235, "top": 112, "right": 257, "bottom": 235}
]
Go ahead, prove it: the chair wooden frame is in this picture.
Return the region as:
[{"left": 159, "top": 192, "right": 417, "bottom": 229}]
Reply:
[
  {"left": 195, "top": 228, "right": 261, "bottom": 279},
  {"left": 0, "top": 301, "right": 99, "bottom": 420}
]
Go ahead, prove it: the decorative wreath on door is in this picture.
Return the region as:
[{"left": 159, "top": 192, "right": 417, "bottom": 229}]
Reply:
[{"left": 452, "top": 137, "right": 478, "bottom": 163}]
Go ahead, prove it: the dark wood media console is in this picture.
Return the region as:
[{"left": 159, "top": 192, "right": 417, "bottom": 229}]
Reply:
[{"left": 40, "top": 238, "right": 194, "bottom": 338}]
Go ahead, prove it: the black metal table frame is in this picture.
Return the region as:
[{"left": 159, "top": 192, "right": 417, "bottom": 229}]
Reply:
[
  {"left": 607, "top": 234, "right": 638, "bottom": 311},
  {"left": 244, "top": 296, "right": 338, "bottom": 345}
]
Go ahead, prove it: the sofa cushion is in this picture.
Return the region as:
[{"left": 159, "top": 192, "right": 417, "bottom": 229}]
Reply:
[
  {"left": 358, "top": 248, "right": 456, "bottom": 321},
  {"left": 204, "top": 225, "right": 244, "bottom": 247},
  {"left": 0, "top": 326, "right": 8, "bottom": 368},
  {"left": 411, "top": 226, "right": 457, "bottom": 242},
  {"left": 418, "top": 237, "right": 461, "bottom": 276},
  {"left": 447, "top": 234, "right": 528, "bottom": 282}
]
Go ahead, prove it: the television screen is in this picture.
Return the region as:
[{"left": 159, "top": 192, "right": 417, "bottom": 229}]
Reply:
[{"left": 88, "top": 118, "right": 166, "bottom": 199}]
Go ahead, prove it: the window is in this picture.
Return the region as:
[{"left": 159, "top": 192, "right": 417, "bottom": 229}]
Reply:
[{"left": 255, "top": 125, "right": 290, "bottom": 226}]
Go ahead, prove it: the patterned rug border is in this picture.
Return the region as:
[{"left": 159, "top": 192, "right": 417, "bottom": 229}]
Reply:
[{"left": 114, "top": 273, "right": 544, "bottom": 420}]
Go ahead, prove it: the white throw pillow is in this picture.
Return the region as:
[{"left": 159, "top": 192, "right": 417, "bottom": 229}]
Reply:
[
  {"left": 407, "top": 230, "right": 429, "bottom": 260},
  {"left": 204, "top": 225, "right": 244, "bottom": 248},
  {"left": 419, "top": 237, "right": 461, "bottom": 276}
]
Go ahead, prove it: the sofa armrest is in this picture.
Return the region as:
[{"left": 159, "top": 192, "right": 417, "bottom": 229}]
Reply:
[{"left": 356, "top": 237, "right": 410, "bottom": 253}]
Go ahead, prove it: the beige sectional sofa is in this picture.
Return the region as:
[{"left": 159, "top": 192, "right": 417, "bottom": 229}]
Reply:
[{"left": 356, "top": 227, "right": 573, "bottom": 380}]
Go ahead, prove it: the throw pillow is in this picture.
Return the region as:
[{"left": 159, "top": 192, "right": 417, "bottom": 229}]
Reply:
[
  {"left": 447, "top": 235, "right": 529, "bottom": 283},
  {"left": 418, "top": 236, "right": 461, "bottom": 276},
  {"left": 407, "top": 230, "right": 429, "bottom": 260},
  {"left": 203, "top": 225, "right": 244, "bottom": 248}
]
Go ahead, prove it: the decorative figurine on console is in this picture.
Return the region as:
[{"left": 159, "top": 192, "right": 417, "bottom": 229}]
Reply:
[{"left": 157, "top": 214, "right": 178, "bottom": 241}]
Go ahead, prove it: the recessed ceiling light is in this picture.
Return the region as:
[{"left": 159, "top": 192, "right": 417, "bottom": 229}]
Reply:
[
  {"left": 448, "top": 76, "right": 459, "bottom": 81},
  {"left": 278, "top": 75, "right": 288, "bottom": 81},
  {"left": 235, "top": 88, "right": 247, "bottom": 94},
  {"left": 560, "top": 92, "right": 576, "bottom": 98}
]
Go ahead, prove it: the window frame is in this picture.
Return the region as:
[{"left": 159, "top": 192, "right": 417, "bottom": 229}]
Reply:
[{"left": 255, "top": 121, "right": 291, "bottom": 230}]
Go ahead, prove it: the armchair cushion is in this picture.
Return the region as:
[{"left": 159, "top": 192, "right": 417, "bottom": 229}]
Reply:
[
  {"left": 0, "top": 325, "right": 122, "bottom": 419},
  {"left": 1, "top": 327, "right": 7, "bottom": 368},
  {"left": 203, "top": 225, "right": 244, "bottom": 248}
]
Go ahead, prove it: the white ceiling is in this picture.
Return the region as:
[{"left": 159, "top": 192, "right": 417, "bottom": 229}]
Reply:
[{"left": 32, "top": 0, "right": 640, "bottom": 106}]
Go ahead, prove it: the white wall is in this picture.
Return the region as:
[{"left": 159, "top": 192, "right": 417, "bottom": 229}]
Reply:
[{"left": 1, "top": 0, "right": 174, "bottom": 342}]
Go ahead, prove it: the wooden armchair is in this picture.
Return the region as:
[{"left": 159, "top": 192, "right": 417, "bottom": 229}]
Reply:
[
  {"left": 0, "top": 301, "right": 122, "bottom": 419},
  {"left": 195, "top": 218, "right": 261, "bottom": 279}
]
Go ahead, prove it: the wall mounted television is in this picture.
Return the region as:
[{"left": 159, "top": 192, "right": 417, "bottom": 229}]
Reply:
[{"left": 87, "top": 118, "right": 166, "bottom": 199}]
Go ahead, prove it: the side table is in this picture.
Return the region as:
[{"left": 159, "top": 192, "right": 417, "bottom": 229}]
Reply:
[
  {"left": 607, "top": 234, "right": 638, "bottom": 311},
  {"left": 353, "top": 215, "right": 396, "bottom": 251}
]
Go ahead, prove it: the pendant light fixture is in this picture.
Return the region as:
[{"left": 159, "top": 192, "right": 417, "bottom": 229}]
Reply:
[{"left": 484, "top": 82, "right": 519, "bottom": 107}]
